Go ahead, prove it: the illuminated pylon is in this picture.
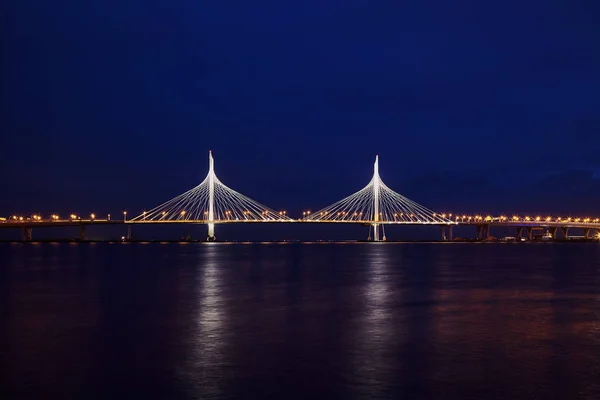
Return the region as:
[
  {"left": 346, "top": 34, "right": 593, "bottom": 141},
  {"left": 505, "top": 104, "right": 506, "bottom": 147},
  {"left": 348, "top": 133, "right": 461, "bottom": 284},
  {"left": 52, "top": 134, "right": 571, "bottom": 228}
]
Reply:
[
  {"left": 131, "top": 151, "right": 292, "bottom": 240},
  {"left": 305, "top": 155, "right": 453, "bottom": 240}
]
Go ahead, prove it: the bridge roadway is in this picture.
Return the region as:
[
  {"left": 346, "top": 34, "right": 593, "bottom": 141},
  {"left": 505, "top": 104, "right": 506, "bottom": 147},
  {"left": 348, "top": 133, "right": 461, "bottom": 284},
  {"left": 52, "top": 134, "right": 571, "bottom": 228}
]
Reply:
[{"left": 2, "top": 217, "right": 600, "bottom": 241}]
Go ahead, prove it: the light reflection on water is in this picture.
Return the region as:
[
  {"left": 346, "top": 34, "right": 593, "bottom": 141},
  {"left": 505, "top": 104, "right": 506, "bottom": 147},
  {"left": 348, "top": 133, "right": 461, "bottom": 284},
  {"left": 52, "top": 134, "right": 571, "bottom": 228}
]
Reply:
[
  {"left": 2, "top": 242, "right": 600, "bottom": 400},
  {"left": 349, "top": 244, "right": 397, "bottom": 399},
  {"left": 184, "top": 244, "right": 230, "bottom": 398}
]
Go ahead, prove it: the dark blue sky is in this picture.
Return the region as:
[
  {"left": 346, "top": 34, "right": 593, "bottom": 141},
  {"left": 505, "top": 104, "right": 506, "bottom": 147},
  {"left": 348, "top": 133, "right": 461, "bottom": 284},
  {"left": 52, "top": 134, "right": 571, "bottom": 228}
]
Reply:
[{"left": 3, "top": 0, "right": 600, "bottom": 219}]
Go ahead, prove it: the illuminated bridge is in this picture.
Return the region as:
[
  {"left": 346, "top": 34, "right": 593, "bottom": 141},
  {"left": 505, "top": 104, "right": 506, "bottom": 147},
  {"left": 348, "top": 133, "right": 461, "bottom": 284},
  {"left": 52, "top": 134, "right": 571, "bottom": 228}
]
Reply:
[{"left": 2, "top": 152, "right": 600, "bottom": 242}]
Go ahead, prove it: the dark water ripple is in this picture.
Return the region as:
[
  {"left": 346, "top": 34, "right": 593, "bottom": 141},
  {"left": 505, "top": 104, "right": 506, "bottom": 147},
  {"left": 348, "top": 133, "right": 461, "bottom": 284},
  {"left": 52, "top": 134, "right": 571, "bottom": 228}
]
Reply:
[{"left": 1, "top": 242, "right": 600, "bottom": 399}]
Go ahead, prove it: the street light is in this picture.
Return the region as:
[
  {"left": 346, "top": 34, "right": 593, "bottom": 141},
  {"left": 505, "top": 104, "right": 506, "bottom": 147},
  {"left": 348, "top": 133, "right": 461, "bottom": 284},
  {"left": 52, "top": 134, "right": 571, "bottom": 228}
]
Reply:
[{"left": 123, "top": 211, "right": 127, "bottom": 222}]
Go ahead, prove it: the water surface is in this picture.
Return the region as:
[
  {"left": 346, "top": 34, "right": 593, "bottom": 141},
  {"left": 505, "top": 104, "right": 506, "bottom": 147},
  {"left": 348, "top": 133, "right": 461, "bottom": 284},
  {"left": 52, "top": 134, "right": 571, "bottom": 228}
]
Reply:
[{"left": 1, "top": 242, "right": 600, "bottom": 399}]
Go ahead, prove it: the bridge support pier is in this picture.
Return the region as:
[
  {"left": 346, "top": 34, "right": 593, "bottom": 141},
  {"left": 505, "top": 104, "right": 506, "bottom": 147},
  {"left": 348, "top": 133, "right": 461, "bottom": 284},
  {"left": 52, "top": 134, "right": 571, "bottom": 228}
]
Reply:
[
  {"left": 484, "top": 224, "right": 490, "bottom": 240},
  {"left": 367, "top": 224, "right": 385, "bottom": 241},
  {"left": 373, "top": 223, "right": 379, "bottom": 241},
  {"left": 561, "top": 227, "right": 569, "bottom": 240},
  {"left": 476, "top": 224, "right": 490, "bottom": 240},
  {"left": 585, "top": 228, "right": 591, "bottom": 239},
  {"left": 440, "top": 225, "right": 453, "bottom": 241},
  {"left": 516, "top": 227, "right": 523, "bottom": 240},
  {"left": 21, "top": 226, "right": 32, "bottom": 241},
  {"left": 550, "top": 227, "right": 558, "bottom": 240},
  {"left": 526, "top": 227, "right": 533, "bottom": 241},
  {"left": 80, "top": 225, "right": 85, "bottom": 241},
  {"left": 207, "top": 223, "right": 216, "bottom": 241}
]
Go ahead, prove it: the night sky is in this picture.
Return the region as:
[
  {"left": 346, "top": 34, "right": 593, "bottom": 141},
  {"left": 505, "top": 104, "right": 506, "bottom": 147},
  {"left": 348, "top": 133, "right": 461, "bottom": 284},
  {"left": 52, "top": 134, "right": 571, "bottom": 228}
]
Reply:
[{"left": 3, "top": 1, "right": 600, "bottom": 223}]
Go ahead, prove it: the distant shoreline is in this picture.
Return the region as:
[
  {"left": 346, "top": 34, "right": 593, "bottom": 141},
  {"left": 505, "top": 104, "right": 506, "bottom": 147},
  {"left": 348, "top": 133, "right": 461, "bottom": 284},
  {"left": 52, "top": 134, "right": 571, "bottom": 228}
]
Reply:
[{"left": 1, "top": 239, "right": 598, "bottom": 244}]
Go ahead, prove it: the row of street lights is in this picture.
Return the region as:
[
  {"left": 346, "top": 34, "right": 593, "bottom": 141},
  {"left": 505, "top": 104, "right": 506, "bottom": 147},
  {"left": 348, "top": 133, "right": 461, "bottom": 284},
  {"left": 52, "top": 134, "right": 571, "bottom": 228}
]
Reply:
[
  {"left": 437, "top": 213, "right": 600, "bottom": 224},
  {"left": 6, "top": 210, "right": 600, "bottom": 224},
  {"left": 4, "top": 213, "right": 104, "bottom": 222}
]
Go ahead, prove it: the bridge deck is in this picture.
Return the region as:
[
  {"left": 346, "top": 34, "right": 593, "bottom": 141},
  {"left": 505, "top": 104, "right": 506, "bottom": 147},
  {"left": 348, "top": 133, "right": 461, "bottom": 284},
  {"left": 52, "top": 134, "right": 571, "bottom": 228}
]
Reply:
[{"left": 2, "top": 219, "right": 600, "bottom": 229}]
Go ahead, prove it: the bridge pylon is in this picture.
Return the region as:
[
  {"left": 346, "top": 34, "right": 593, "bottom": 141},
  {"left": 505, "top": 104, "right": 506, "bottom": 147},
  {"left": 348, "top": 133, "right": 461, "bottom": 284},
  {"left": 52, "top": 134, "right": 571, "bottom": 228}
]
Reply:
[
  {"left": 131, "top": 151, "right": 291, "bottom": 240},
  {"left": 207, "top": 151, "right": 216, "bottom": 241}
]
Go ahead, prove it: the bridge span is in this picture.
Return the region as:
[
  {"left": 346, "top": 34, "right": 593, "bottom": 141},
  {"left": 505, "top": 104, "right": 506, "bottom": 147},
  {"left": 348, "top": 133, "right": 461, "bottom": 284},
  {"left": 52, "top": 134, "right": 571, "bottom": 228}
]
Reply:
[
  {"left": 2, "top": 152, "right": 599, "bottom": 242},
  {"left": 2, "top": 217, "right": 600, "bottom": 242}
]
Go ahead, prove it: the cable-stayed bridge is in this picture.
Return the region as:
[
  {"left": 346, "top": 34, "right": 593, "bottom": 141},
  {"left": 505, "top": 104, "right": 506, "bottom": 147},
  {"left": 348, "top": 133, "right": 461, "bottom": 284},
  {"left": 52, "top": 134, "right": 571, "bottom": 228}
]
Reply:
[{"left": 2, "top": 151, "right": 600, "bottom": 242}]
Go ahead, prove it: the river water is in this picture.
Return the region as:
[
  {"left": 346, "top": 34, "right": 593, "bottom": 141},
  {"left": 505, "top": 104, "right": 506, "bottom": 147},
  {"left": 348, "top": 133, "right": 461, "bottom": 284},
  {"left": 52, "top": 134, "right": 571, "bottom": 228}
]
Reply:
[{"left": 1, "top": 242, "right": 600, "bottom": 399}]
